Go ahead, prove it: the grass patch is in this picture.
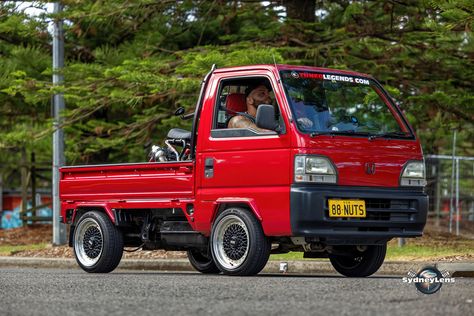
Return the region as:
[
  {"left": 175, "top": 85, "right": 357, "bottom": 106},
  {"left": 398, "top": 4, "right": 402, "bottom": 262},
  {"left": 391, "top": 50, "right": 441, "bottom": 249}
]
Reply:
[
  {"left": 385, "top": 244, "right": 473, "bottom": 260},
  {"left": 269, "top": 243, "right": 474, "bottom": 261},
  {"left": 270, "top": 252, "right": 305, "bottom": 261},
  {"left": 0, "top": 243, "right": 48, "bottom": 256}
]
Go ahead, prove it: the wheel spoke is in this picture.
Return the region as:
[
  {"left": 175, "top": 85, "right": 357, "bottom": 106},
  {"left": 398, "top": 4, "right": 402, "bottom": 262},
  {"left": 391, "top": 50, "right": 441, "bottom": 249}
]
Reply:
[
  {"left": 82, "top": 226, "right": 103, "bottom": 259},
  {"left": 212, "top": 214, "right": 250, "bottom": 270},
  {"left": 222, "top": 223, "right": 247, "bottom": 260},
  {"left": 74, "top": 218, "right": 104, "bottom": 267}
]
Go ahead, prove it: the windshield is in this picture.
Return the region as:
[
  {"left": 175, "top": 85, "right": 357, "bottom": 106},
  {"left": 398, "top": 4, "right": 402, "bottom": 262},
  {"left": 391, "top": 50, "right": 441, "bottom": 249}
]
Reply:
[{"left": 280, "top": 70, "right": 411, "bottom": 137}]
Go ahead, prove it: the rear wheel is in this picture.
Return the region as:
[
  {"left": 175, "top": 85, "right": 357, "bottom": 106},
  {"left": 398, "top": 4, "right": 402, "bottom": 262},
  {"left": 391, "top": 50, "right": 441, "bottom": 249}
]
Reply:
[
  {"left": 187, "top": 247, "right": 220, "bottom": 274},
  {"left": 329, "top": 244, "right": 386, "bottom": 277},
  {"left": 73, "top": 211, "right": 123, "bottom": 273},
  {"left": 210, "top": 207, "right": 270, "bottom": 276}
]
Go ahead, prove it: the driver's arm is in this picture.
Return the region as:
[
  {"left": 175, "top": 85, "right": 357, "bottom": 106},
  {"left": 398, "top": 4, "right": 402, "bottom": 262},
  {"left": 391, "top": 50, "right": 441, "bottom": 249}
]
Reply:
[{"left": 228, "top": 115, "right": 270, "bottom": 132}]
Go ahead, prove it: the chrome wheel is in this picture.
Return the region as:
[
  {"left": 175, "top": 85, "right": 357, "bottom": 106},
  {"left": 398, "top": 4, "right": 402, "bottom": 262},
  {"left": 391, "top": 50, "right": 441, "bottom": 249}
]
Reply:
[
  {"left": 212, "top": 214, "right": 250, "bottom": 270},
  {"left": 74, "top": 218, "right": 104, "bottom": 267}
]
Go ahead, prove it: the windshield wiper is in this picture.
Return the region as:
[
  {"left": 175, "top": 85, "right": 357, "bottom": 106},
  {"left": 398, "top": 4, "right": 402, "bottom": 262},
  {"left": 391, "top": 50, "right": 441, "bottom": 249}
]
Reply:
[
  {"left": 368, "top": 131, "right": 412, "bottom": 140},
  {"left": 309, "top": 130, "right": 365, "bottom": 137},
  {"left": 310, "top": 131, "right": 335, "bottom": 137}
]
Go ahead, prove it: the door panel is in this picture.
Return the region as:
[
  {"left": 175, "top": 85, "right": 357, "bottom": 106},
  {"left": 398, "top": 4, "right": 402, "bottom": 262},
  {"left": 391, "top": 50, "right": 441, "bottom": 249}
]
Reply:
[
  {"left": 194, "top": 71, "right": 293, "bottom": 236},
  {"left": 196, "top": 138, "right": 291, "bottom": 235}
]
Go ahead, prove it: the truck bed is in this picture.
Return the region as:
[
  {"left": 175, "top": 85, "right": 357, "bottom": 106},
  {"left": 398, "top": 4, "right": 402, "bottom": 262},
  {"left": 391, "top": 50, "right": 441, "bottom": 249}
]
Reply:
[{"left": 60, "top": 161, "right": 194, "bottom": 202}]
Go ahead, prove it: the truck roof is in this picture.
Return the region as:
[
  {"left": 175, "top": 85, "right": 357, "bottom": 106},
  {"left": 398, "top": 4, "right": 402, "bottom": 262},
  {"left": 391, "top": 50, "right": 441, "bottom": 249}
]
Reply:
[{"left": 213, "top": 64, "right": 372, "bottom": 79}]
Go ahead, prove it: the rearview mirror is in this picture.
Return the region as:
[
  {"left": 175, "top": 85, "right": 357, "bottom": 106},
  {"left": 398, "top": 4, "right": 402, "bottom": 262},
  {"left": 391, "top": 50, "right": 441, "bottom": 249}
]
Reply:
[{"left": 256, "top": 104, "right": 277, "bottom": 131}]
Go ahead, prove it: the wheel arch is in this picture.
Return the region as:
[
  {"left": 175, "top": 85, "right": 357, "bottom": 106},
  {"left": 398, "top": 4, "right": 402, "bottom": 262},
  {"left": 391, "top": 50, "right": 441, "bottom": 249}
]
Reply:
[
  {"left": 69, "top": 204, "right": 115, "bottom": 246},
  {"left": 211, "top": 198, "right": 263, "bottom": 229}
]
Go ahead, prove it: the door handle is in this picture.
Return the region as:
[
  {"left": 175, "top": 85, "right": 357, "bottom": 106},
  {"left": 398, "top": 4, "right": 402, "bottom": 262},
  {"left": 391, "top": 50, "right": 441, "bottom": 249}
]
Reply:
[{"left": 204, "top": 157, "right": 214, "bottom": 178}]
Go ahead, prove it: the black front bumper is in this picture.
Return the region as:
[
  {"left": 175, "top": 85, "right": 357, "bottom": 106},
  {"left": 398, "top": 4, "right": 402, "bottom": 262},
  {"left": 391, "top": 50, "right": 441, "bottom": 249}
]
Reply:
[{"left": 290, "top": 185, "right": 428, "bottom": 245}]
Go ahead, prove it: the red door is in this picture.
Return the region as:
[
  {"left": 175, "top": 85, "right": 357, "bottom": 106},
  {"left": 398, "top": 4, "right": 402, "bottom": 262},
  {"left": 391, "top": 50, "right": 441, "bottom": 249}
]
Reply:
[{"left": 194, "top": 71, "right": 293, "bottom": 236}]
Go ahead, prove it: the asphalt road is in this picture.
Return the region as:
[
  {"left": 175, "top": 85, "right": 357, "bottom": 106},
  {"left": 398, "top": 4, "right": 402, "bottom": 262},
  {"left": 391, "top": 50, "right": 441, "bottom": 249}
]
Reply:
[{"left": 0, "top": 268, "right": 472, "bottom": 316}]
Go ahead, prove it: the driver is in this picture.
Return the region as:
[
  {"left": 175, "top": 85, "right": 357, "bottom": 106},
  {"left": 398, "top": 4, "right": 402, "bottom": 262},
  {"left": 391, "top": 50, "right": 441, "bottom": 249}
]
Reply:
[{"left": 228, "top": 83, "right": 273, "bottom": 131}]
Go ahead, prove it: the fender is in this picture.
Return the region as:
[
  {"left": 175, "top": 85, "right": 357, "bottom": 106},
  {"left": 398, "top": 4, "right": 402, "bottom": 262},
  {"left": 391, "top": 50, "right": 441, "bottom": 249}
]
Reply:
[
  {"left": 212, "top": 197, "right": 263, "bottom": 224},
  {"left": 65, "top": 202, "right": 115, "bottom": 247},
  {"left": 69, "top": 202, "right": 116, "bottom": 224}
]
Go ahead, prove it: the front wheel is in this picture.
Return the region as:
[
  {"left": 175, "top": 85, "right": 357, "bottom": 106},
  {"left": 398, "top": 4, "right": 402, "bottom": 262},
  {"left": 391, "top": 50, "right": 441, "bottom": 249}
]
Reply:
[
  {"left": 187, "top": 247, "right": 220, "bottom": 274},
  {"left": 210, "top": 208, "right": 270, "bottom": 276},
  {"left": 329, "top": 244, "right": 387, "bottom": 277},
  {"left": 73, "top": 211, "right": 123, "bottom": 273}
]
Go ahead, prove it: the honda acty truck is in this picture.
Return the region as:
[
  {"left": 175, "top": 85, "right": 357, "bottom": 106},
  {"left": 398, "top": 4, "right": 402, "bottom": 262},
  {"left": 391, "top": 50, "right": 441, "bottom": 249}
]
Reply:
[{"left": 60, "top": 64, "right": 428, "bottom": 277}]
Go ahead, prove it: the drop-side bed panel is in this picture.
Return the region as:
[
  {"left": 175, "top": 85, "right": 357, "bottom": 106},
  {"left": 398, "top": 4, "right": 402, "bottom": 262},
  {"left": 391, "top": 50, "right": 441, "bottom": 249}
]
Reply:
[{"left": 60, "top": 161, "right": 194, "bottom": 201}]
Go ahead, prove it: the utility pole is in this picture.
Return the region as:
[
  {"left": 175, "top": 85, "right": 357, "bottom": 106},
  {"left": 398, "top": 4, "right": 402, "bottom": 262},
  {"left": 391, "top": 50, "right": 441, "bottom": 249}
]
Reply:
[{"left": 52, "top": 2, "right": 67, "bottom": 245}]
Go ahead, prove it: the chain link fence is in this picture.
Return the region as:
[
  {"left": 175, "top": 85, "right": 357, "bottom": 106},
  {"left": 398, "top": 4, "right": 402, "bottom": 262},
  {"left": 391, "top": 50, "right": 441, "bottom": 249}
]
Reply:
[{"left": 426, "top": 155, "right": 474, "bottom": 236}]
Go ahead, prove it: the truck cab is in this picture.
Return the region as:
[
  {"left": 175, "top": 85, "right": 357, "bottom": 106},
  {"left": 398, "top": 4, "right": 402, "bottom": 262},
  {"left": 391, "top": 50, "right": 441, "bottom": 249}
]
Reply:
[{"left": 60, "top": 64, "right": 428, "bottom": 277}]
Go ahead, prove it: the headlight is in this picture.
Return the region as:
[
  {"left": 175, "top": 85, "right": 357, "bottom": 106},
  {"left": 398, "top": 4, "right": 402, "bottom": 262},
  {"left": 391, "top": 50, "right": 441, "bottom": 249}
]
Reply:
[
  {"left": 294, "top": 155, "right": 337, "bottom": 184},
  {"left": 400, "top": 161, "right": 426, "bottom": 187}
]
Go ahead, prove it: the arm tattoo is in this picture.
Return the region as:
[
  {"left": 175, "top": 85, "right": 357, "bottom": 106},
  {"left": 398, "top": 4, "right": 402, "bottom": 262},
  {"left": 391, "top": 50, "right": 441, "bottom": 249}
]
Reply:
[
  {"left": 229, "top": 116, "right": 256, "bottom": 129},
  {"left": 228, "top": 115, "right": 270, "bottom": 132}
]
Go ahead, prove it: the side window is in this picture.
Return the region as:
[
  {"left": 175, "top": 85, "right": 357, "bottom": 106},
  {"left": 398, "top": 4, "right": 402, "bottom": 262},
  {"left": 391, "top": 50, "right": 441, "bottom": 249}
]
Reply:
[
  {"left": 214, "top": 83, "right": 247, "bottom": 129},
  {"left": 211, "top": 77, "right": 283, "bottom": 138}
]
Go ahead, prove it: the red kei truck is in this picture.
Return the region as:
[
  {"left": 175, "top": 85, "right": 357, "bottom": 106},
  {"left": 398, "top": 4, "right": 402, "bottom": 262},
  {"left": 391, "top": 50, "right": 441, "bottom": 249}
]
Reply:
[{"left": 60, "top": 64, "right": 428, "bottom": 277}]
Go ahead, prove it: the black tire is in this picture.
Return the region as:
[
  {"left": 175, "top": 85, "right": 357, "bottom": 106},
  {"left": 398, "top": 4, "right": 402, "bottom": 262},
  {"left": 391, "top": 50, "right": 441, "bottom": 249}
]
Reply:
[
  {"left": 210, "top": 207, "right": 270, "bottom": 276},
  {"left": 329, "top": 244, "right": 387, "bottom": 277},
  {"left": 73, "top": 211, "right": 123, "bottom": 273},
  {"left": 187, "top": 247, "right": 221, "bottom": 274}
]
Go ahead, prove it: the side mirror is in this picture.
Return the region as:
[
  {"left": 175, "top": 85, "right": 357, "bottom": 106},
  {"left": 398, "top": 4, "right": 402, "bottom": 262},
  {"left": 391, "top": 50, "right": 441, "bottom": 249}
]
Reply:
[
  {"left": 174, "top": 107, "right": 185, "bottom": 116},
  {"left": 174, "top": 106, "right": 195, "bottom": 120},
  {"left": 256, "top": 104, "right": 277, "bottom": 131}
]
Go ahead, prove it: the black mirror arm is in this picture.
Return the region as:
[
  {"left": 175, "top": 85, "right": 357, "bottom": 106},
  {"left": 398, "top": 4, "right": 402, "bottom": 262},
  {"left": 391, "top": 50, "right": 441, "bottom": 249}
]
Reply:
[
  {"left": 181, "top": 112, "right": 195, "bottom": 120},
  {"left": 175, "top": 106, "right": 195, "bottom": 120}
]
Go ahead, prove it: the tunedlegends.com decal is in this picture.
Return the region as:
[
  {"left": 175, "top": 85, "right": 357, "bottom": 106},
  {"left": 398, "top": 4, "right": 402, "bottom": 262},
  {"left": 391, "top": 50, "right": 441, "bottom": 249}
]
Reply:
[{"left": 290, "top": 71, "right": 370, "bottom": 85}]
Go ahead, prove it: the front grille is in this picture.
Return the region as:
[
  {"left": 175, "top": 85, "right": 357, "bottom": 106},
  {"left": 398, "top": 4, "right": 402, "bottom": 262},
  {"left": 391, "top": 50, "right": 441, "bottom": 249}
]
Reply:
[
  {"left": 326, "top": 198, "right": 417, "bottom": 221},
  {"left": 366, "top": 212, "right": 390, "bottom": 221},
  {"left": 366, "top": 199, "right": 390, "bottom": 209}
]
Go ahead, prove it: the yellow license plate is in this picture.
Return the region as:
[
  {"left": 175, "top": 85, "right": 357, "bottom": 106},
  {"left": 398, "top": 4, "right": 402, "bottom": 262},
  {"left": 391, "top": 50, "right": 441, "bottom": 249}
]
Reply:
[{"left": 328, "top": 199, "right": 366, "bottom": 218}]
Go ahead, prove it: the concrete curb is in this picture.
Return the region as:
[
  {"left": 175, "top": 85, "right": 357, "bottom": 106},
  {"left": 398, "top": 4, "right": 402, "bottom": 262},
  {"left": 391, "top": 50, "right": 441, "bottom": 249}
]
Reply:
[
  {"left": 436, "top": 262, "right": 474, "bottom": 277},
  {"left": 1, "top": 256, "right": 473, "bottom": 276}
]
